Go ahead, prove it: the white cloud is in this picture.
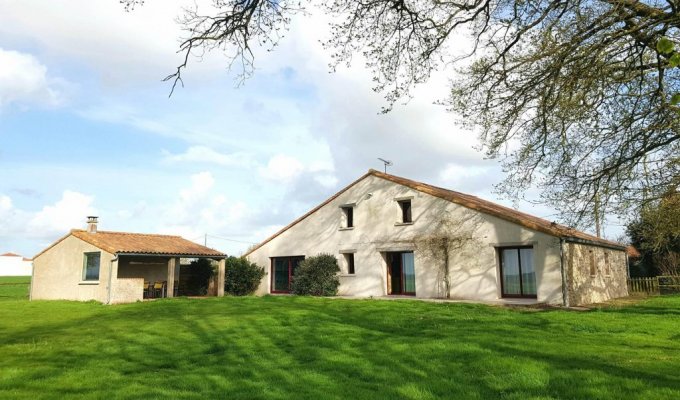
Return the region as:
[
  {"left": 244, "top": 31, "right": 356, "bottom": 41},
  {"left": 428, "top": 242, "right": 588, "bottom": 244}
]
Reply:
[
  {"left": 0, "top": 48, "right": 66, "bottom": 109},
  {"left": 163, "top": 146, "right": 254, "bottom": 167},
  {"left": 0, "top": 191, "right": 96, "bottom": 241},
  {"left": 259, "top": 154, "right": 305, "bottom": 182},
  {"left": 27, "top": 191, "right": 97, "bottom": 237}
]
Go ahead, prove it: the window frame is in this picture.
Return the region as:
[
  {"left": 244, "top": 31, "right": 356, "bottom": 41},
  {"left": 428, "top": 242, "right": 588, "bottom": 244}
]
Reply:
[
  {"left": 397, "top": 199, "right": 412, "bottom": 224},
  {"left": 344, "top": 253, "right": 355, "bottom": 274},
  {"left": 497, "top": 246, "right": 537, "bottom": 299},
  {"left": 270, "top": 256, "right": 305, "bottom": 294},
  {"left": 82, "top": 252, "right": 101, "bottom": 281},
  {"left": 341, "top": 205, "right": 354, "bottom": 228}
]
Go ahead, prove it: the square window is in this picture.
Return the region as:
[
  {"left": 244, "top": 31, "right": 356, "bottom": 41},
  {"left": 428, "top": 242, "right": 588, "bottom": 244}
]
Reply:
[
  {"left": 341, "top": 206, "right": 354, "bottom": 228},
  {"left": 398, "top": 200, "right": 412, "bottom": 223},
  {"left": 83, "top": 252, "right": 101, "bottom": 281},
  {"left": 344, "top": 253, "right": 355, "bottom": 274}
]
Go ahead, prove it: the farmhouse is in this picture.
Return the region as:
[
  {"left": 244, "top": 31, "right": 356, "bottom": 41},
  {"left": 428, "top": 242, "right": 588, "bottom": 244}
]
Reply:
[
  {"left": 31, "top": 217, "right": 227, "bottom": 304},
  {"left": 0, "top": 252, "right": 32, "bottom": 276},
  {"left": 246, "top": 170, "right": 628, "bottom": 305}
]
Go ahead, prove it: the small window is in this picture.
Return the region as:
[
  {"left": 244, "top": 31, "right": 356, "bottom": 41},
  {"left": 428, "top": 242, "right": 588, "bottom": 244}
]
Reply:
[
  {"left": 341, "top": 206, "right": 354, "bottom": 228},
  {"left": 604, "top": 252, "right": 611, "bottom": 276},
  {"left": 589, "top": 250, "right": 596, "bottom": 277},
  {"left": 83, "top": 252, "right": 101, "bottom": 281},
  {"left": 344, "top": 253, "right": 355, "bottom": 274},
  {"left": 398, "top": 199, "right": 412, "bottom": 223}
]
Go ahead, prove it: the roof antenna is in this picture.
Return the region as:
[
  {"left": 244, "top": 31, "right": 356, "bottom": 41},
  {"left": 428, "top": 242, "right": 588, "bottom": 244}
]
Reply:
[{"left": 377, "top": 158, "right": 393, "bottom": 173}]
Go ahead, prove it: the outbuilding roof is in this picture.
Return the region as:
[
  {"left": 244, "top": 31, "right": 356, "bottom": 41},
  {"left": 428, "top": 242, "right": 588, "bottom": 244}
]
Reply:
[
  {"left": 34, "top": 230, "right": 226, "bottom": 259},
  {"left": 244, "top": 169, "right": 624, "bottom": 256}
]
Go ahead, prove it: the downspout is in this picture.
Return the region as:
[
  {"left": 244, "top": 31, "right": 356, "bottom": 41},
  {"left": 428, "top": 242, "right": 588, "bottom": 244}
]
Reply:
[
  {"left": 107, "top": 253, "right": 119, "bottom": 305},
  {"left": 559, "top": 238, "right": 570, "bottom": 307}
]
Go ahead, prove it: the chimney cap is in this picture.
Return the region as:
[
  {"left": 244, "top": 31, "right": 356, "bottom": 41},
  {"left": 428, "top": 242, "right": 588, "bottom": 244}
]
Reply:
[{"left": 87, "top": 216, "right": 98, "bottom": 222}]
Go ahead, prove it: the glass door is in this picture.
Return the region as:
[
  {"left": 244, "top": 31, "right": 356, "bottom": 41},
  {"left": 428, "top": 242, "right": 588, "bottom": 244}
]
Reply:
[
  {"left": 271, "top": 256, "right": 305, "bottom": 293},
  {"left": 387, "top": 251, "right": 416, "bottom": 296},
  {"left": 500, "top": 247, "right": 537, "bottom": 298}
]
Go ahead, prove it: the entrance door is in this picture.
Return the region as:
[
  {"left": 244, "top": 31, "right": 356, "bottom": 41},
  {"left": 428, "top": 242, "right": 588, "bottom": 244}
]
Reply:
[
  {"left": 271, "top": 256, "right": 304, "bottom": 293},
  {"left": 387, "top": 252, "right": 416, "bottom": 295},
  {"left": 500, "top": 247, "right": 537, "bottom": 298}
]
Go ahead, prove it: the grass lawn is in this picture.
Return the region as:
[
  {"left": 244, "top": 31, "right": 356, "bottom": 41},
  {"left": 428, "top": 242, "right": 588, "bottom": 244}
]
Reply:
[
  {"left": 0, "top": 276, "right": 30, "bottom": 301},
  {"left": 0, "top": 280, "right": 679, "bottom": 400}
]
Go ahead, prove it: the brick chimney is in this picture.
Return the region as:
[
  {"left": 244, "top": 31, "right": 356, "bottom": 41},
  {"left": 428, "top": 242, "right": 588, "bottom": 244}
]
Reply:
[{"left": 86, "top": 216, "right": 98, "bottom": 233}]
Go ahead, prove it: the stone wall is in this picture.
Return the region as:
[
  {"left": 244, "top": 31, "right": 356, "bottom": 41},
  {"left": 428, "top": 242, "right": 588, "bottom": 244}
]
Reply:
[{"left": 566, "top": 242, "right": 628, "bottom": 305}]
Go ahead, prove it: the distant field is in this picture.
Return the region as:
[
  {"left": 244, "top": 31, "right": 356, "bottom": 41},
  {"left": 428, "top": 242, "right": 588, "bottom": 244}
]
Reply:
[
  {"left": 0, "top": 276, "right": 29, "bottom": 301},
  {"left": 0, "top": 290, "right": 679, "bottom": 399}
]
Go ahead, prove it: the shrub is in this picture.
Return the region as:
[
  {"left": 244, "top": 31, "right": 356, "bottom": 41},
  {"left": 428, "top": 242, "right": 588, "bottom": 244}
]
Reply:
[
  {"left": 291, "top": 254, "right": 340, "bottom": 296},
  {"left": 225, "top": 256, "right": 265, "bottom": 296},
  {"left": 185, "top": 258, "right": 215, "bottom": 295}
]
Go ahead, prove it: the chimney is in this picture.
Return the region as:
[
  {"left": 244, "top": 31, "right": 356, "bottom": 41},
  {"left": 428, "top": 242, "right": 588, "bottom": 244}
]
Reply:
[{"left": 87, "top": 216, "right": 98, "bottom": 233}]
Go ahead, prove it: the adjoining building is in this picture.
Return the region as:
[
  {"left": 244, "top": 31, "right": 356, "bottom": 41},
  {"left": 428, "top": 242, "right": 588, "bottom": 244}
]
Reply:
[
  {"left": 0, "top": 252, "right": 32, "bottom": 276},
  {"left": 245, "top": 170, "right": 628, "bottom": 306},
  {"left": 31, "top": 217, "right": 226, "bottom": 304}
]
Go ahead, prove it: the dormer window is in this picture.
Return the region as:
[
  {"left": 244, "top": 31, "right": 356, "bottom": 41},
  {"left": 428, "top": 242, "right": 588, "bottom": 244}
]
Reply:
[
  {"left": 340, "top": 204, "right": 354, "bottom": 229},
  {"left": 398, "top": 199, "right": 412, "bottom": 223}
]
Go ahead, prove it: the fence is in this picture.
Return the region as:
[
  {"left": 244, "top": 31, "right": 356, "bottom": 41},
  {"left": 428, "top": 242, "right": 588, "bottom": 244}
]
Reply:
[{"left": 628, "top": 276, "right": 680, "bottom": 295}]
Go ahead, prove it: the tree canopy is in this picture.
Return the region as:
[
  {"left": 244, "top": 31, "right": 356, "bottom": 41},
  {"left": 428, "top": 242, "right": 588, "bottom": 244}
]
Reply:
[
  {"left": 627, "top": 192, "right": 680, "bottom": 276},
  {"left": 123, "top": 0, "right": 679, "bottom": 229}
]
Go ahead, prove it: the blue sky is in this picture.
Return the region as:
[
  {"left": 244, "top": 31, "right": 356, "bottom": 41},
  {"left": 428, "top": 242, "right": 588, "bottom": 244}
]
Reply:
[{"left": 0, "top": 1, "right": 621, "bottom": 258}]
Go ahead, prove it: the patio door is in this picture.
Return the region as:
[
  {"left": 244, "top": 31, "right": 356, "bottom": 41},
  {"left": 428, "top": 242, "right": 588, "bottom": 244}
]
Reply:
[
  {"left": 500, "top": 247, "right": 537, "bottom": 298},
  {"left": 387, "top": 251, "right": 416, "bottom": 295},
  {"left": 271, "top": 256, "right": 304, "bottom": 293}
]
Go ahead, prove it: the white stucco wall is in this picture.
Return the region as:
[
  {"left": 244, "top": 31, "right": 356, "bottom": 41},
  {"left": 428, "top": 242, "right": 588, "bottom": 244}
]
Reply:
[
  {"left": 31, "top": 235, "right": 116, "bottom": 302},
  {"left": 247, "top": 175, "right": 565, "bottom": 304},
  {"left": 0, "top": 255, "right": 32, "bottom": 276}
]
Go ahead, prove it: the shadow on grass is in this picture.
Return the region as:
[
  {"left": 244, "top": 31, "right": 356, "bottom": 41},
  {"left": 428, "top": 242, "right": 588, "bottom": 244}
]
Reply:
[{"left": 0, "top": 295, "right": 679, "bottom": 399}]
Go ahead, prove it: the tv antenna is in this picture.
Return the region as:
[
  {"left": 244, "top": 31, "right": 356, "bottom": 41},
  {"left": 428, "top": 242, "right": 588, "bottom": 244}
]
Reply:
[{"left": 377, "top": 158, "right": 393, "bottom": 173}]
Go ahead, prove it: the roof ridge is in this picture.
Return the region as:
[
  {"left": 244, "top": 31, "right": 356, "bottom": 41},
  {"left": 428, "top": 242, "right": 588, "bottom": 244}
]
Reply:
[{"left": 71, "top": 229, "right": 182, "bottom": 238}]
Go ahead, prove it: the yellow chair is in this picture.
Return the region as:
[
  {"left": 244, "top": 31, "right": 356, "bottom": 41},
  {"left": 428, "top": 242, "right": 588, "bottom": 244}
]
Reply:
[
  {"left": 143, "top": 281, "right": 151, "bottom": 299},
  {"left": 153, "top": 281, "right": 165, "bottom": 298}
]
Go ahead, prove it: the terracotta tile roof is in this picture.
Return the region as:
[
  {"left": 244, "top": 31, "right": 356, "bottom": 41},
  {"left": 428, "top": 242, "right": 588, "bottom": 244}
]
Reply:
[
  {"left": 626, "top": 245, "right": 641, "bottom": 258},
  {"left": 371, "top": 170, "right": 624, "bottom": 249},
  {"left": 35, "top": 230, "right": 226, "bottom": 259},
  {"left": 1, "top": 252, "right": 21, "bottom": 257},
  {"left": 245, "top": 169, "right": 624, "bottom": 256}
]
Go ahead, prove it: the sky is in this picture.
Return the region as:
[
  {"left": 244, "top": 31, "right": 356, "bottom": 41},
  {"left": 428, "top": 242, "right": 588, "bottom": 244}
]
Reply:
[{"left": 0, "top": 1, "right": 622, "bottom": 258}]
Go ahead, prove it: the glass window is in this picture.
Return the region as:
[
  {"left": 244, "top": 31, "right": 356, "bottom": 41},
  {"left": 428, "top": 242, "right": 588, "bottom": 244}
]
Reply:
[
  {"left": 341, "top": 206, "right": 354, "bottom": 228},
  {"left": 83, "top": 252, "right": 101, "bottom": 281},
  {"left": 398, "top": 200, "right": 412, "bottom": 223},
  {"left": 271, "top": 256, "right": 305, "bottom": 293},
  {"left": 500, "top": 247, "right": 536, "bottom": 297},
  {"left": 345, "top": 253, "right": 355, "bottom": 274}
]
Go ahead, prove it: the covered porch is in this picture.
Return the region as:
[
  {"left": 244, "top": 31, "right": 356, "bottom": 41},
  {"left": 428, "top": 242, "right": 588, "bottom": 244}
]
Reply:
[{"left": 110, "top": 254, "right": 227, "bottom": 304}]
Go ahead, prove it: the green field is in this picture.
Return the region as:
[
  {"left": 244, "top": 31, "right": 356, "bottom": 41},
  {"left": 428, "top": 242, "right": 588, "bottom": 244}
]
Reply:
[
  {"left": 0, "top": 276, "right": 30, "bottom": 301},
  {"left": 0, "top": 277, "right": 678, "bottom": 399}
]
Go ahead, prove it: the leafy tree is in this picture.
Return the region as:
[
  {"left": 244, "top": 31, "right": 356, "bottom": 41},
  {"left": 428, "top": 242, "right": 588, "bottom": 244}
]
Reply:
[
  {"left": 224, "top": 256, "right": 265, "bottom": 295},
  {"left": 122, "top": 0, "right": 679, "bottom": 228},
  {"left": 185, "top": 258, "right": 215, "bottom": 295},
  {"left": 627, "top": 192, "right": 680, "bottom": 276},
  {"left": 291, "top": 253, "right": 340, "bottom": 296}
]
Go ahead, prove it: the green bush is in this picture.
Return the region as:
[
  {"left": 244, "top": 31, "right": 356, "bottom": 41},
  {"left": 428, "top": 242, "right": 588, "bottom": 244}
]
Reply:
[
  {"left": 186, "top": 258, "right": 215, "bottom": 295},
  {"left": 291, "top": 254, "right": 340, "bottom": 296},
  {"left": 225, "top": 256, "right": 265, "bottom": 296}
]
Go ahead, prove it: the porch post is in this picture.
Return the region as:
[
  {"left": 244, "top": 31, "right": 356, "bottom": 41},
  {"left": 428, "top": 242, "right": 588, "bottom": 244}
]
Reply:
[
  {"left": 167, "top": 257, "right": 177, "bottom": 298},
  {"left": 217, "top": 258, "right": 226, "bottom": 297}
]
